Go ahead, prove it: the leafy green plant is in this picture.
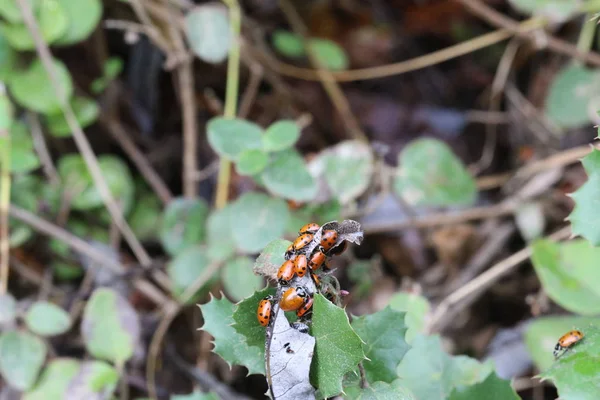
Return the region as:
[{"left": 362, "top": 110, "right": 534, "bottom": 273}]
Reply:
[
  {"left": 0, "top": 291, "right": 120, "bottom": 398},
  {"left": 199, "top": 223, "right": 517, "bottom": 398},
  {"left": 272, "top": 30, "right": 349, "bottom": 70}
]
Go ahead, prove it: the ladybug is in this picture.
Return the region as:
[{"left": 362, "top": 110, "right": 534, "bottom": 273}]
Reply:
[
  {"left": 297, "top": 296, "right": 314, "bottom": 318},
  {"left": 257, "top": 295, "right": 273, "bottom": 327},
  {"left": 299, "top": 222, "right": 320, "bottom": 235},
  {"left": 277, "top": 260, "right": 295, "bottom": 285},
  {"left": 554, "top": 330, "right": 584, "bottom": 357},
  {"left": 311, "top": 272, "right": 320, "bottom": 286},
  {"left": 280, "top": 286, "right": 308, "bottom": 311},
  {"left": 285, "top": 233, "right": 314, "bottom": 259},
  {"left": 320, "top": 230, "right": 338, "bottom": 252},
  {"left": 294, "top": 254, "right": 308, "bottom": 277},
  {"left": 308, "top": 248, "right": 326, "bottom": 270},
  {"left": 293, "top": 233, "right": 314, "bottom": 251},
  {"left": 327, "top": 241, "right": 348, "bottom": 257}
]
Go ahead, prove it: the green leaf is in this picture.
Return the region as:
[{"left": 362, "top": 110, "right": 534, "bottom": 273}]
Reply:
[
  {"left": 206, "top": 206, "right": 236, "bottom": 263},
  {"left": 0, "top": 91, "right": 13, "bottom": 132},
  {"left": 232, "top": 287, "right": 276, "bottom": 350},
  {"left": 322, "top": 140, "right": 373, "bottom": 204},
  {"left": 0, "top": 294, "right": 16, "bottom": 326},
  {"left": 351, "top": 306, "right": 409, "bottom": 383},
  {"left": 397, "top": 335, "right": 493, "bottom": 400},
  {"left": 524, "top": 316, "right": 600, "bottom": 371},
  {"left": 344, "top": 380, "right": 417, "bottom": 400},
  {"left": 545, "top": 64, "right": 600, "bottom": 129},
  {"left": 222, "top": 257, "right": 263, "bottom": 302},
  {"left": 568, "top": 148, "right": 600, "bottom": 245},
  {"left": 167, "top": 246, "right": 218, "bottom": 303},
  {"left": 236, "top": 149, "right": 269, "bottom": 176},
  {"left": 539, "top": 324, "right": 600, "bottom": 400},
  {"left": 230, "top": 192, "right": 289, "bottom": 253},
  {"left": 448, "top": 371, "right": 519, "bottom": 400},
  {"left": 54, "top": 0, "right": 102, "bottom": 45},
  {"left": 24, "top": 301, "right": 72, "bottom": 337},
  {"left": 207, "top": 117, "right": 263, "bottom": 160},
  {"left": 81, "top": 288, "right": 140, "bottom": 365},
  {"left": 0, "top": 0, "right": 39, "bottom": 23},
  {"left": 262, "top": 120, "right": 301, "bottom": 152},
  {"left": 0, "top": 33, "right": 17, "bottom": 81},
  {"left": 160, "top": 197, "right": 209, "bottom": 256},
  {"left": 91, "top": 57, "right": 123, "bottom": 94},
  {"left": 198, "top": 295, "right": 264, "bottom": 375},
  {"left": 128, "top": 193, "right": 162, "bottom": 241},
  {"left": 310, "top": 294, "right": 365, "bottom": 398},
  {"left": 261, "top": 149, "right": 318, "bottom": 201},
  {"left": 0, "top": 331, "right": 46, "bottom": 390},
  {"left": 388, "top": 292, "right": 431, "bottom": 344},
  {"left": 271, "top": 30, "right": 305, "bottom": 58},
  {"left": 508, "top": 0, "right": 581, "bottom": 24},
  {"left": 252, "top": 238, "right": 290, "bottom": 279},
  {"left": 58, "top": 154, "right": 134, "bottom": 213},
  {"left": 394, "top": 138, "right": 477, "bottom": 207},
  {"left": 46, "top": 96, "right": 99, "bottom": 137},
  {"left": 7, "top": 174, "right": 38, "bottom": 246},
  {"left": 531, "top": 239, "right": 600, "bottom": 315},
  {"left": 0, "top": 0, "right": 68, "bottom": 50},
  {"left": 9, "top": 57, "right": 73, "bottom": 114},
  {"left": 184, "top": 4, "right": 230, "bottom": 64},
  {"left": 64, "top": 360, "right": 118, "bottom": 398},
  {"left": 271, "top": 30, "right": 349, "bottom": 70},
  {"left": 23, "top": 359, "right": 79, "bottom": 400},
  {"left": 8, "top": 120, "right": 40, "bottom": 173},
  {"left": 308, "top": 38, "right": 349, "bottom": 70},
  {"left": 172, "top": 391, "right": 219, "bottom": 400}
]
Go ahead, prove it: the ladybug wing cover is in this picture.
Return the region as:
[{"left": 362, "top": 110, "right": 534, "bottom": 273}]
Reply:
[{"left": 265, "top": 308, "right": 316, "bottom": 400}]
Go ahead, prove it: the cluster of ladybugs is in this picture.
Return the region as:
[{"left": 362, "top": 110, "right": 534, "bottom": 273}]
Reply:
[{"left": 256, "top": 222, "right": 348, "bottom": 327}]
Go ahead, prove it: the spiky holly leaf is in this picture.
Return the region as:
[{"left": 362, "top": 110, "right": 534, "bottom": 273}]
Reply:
[
  {"left": 310, "top": 294, "right": 365, "bottom": 398},
  {"left": 448, "top": 371, "right": 519, "bottom": 400},
  {"left": 539, "top": 324, "right": 600, "bottom": 400},
  {"left": 351, "top": 306, "right": 410, "bottom": 383},
  {"left": 568, "top": 148, "right": 600, "bottom": 245},
  {"left": 524, "top": 316, "right": 600, "bottom": 371},
  {"left": 344, "top": 380, "right": 417, "bottom": 400},
  {"left": 198, "top": 295, "right": 264, "bottom": 375},
  {"left": 531, "top": 239, "right": 600, "bottom": 315},
  {"left": 232, "top": 287, "right": 276, "bottom": 350}
]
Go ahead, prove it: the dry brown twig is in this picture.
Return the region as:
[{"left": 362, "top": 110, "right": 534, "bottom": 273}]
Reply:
[
  {"left": 458, "top": 0, "right": 600, "bottom": 65},
  {"left": 278, "top": 0, "right": 368, "bottom": 142},
  {"left": 101, "top": 117, "right": 174, "bottom": 205},
  {"left": 8, "top": 205, "right": 170, "bottom": 307},
  {"left": 248, "top": 17, "right": 544, "bottom": 82},
  {"left": 146, "top": 262, "right": 223, "bottom": 400},
  {"left": 470, "top": 38, "right": 521, "bottom": 175},
  {"left": 26, "top": 111, "right": 60, "bottom": 185},
  {"left": 428, "top": 225, "right": 572, "bottom": 332}
]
